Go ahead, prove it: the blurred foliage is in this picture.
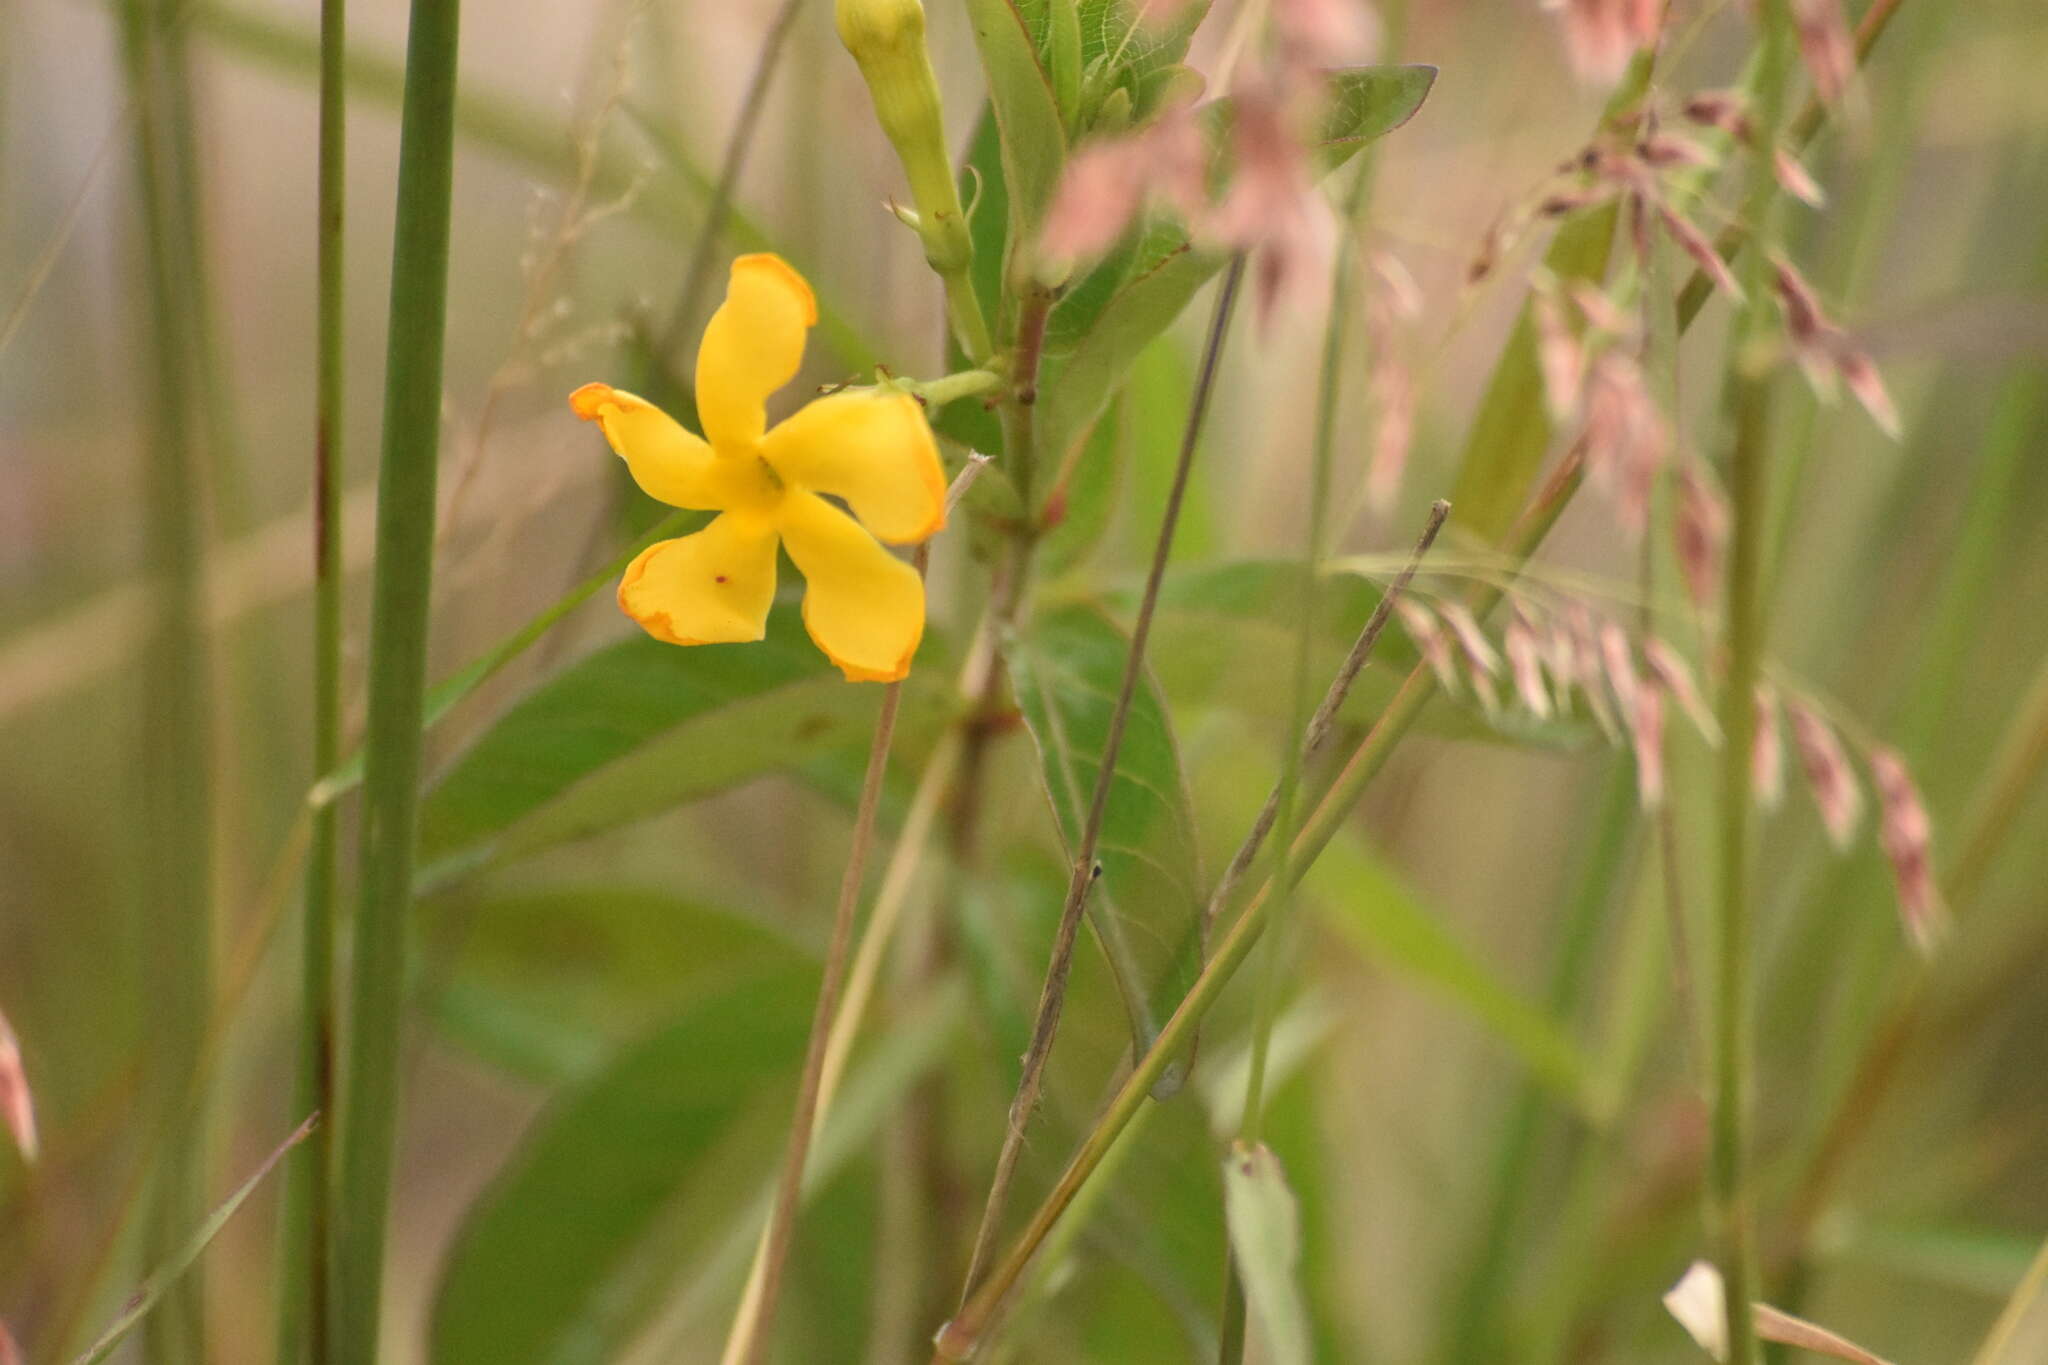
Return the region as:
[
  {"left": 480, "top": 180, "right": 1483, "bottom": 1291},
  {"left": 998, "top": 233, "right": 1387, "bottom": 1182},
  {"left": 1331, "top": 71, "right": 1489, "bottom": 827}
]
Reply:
[{"left": 4, "top": 0, "right": 2048, "bottom": 1362}]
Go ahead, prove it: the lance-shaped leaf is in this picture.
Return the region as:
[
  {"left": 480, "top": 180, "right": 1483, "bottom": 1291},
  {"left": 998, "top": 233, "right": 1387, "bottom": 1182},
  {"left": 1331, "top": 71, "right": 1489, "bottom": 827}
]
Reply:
[
  {"left": 964, "top": 0, "right": 1069, "bottom": 252},
  {"left": 1010, "top": 603, "right": 1205, "bottom": 1089},
  {"left": 416, "top": 606, "right": 949, "bottom": 884}
]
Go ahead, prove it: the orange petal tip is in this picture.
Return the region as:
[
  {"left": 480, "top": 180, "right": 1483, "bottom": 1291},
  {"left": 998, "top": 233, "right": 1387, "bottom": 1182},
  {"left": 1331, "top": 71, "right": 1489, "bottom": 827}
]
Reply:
[{"left": 569, "top": 381, "right": 615, "bottom": 421}]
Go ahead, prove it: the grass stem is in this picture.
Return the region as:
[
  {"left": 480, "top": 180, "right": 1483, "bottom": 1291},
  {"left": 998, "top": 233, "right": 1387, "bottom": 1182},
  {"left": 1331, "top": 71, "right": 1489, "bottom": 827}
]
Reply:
[
  {"left": 117, "top": 1, "right": 216, "bottom": 1356},
  {"left": 275, "top": 0, "right": 346, "bottom": 1356},
  {"left": 329, "top": 1, "right": 463, "bottom": 1360},
  {"left": 1708, "top": 9, "right": 1794, "bottom": 1362}
]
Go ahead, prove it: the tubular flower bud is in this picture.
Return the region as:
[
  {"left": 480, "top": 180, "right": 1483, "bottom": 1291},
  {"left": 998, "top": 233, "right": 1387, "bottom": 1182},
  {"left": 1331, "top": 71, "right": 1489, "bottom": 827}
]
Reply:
[{"left": 836, "top": 0, "right": 973, "bottom": 274}]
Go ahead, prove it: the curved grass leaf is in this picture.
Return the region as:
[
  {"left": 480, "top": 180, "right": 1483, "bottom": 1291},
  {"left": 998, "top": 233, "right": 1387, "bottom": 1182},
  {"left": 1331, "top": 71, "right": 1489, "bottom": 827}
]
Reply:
[
  {"left": 1010, "top": 603, "right": 1204, "bottom": 1084},
  {"left": 72, "top": 1116, "right": 317, "bottom": 1365}
]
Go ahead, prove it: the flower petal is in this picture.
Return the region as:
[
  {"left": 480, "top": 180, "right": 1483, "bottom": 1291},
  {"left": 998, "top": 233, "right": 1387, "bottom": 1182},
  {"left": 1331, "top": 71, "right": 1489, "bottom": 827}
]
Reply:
[
  {"left": 779, "top": 492, "right": 925, "bottom": 682},
  {"left": 617, "top": 512, "right": 780, "bottom": 646},
  {"left": 571, "top": 383, "right": 724, "bottom": 509},
  {"left": 696, "top": 254, "right": 817, "bottom": 450},
  {"left": 759, "top": 390, "right": 945, "bottom": 544}
]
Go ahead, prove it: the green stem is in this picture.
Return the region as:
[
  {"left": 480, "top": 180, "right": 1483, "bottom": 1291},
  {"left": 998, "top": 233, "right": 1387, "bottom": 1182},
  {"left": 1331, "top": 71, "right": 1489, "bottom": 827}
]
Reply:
[
  {"left": 277, "top": 0, "right": 345, "bottom": 1358},
  {"left": 904, "top": 367, "right": 1004, "bottom": 409},
  {"left": 119, "top": 1, "right": 215, "bottom": 1359},
  {"left": 330, "top": 1, "right": 462, "bottom": 1361},
  {"left": 1711, "top": 10, "right": 1794, "bottom": 1364}
]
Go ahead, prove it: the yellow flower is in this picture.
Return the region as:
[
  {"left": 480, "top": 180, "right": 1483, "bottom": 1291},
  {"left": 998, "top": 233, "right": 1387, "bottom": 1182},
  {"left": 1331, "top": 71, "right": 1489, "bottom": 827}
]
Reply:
[{"left": 572, "top": 254, "right": 944, "bottom": 683}]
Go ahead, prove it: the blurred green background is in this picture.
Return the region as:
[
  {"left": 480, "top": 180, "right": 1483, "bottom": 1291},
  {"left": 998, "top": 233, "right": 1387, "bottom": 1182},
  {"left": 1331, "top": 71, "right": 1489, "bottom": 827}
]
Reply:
[{"left": 4, "top": 0, "right": 2047, "bottom": 1360}]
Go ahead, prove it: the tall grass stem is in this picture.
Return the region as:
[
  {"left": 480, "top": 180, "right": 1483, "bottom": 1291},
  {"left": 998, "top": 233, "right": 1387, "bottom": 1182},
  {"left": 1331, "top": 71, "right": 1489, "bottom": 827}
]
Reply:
[
  {"left": 118, "top": 1, "right": 216, "bottom": 1357},
  {"left": 1708, "top": 9, "right": 1794, "bottom": 1363},
  {"left": 330, "top": 1, "right": 463, "bottom": 1360},
  {"left": 276, "top": 0, "right": 346, "bottom": 1357}
]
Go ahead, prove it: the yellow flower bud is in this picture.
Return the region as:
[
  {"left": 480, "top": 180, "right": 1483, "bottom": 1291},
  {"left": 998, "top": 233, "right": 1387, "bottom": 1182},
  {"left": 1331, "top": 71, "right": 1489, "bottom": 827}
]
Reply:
[{"left": 835, "top": 0, "right": 973, "bottom": 275}]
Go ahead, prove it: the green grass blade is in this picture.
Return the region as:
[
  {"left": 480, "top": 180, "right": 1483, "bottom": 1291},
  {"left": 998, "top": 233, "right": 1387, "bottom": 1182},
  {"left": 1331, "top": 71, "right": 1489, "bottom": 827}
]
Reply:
[{"left": 73, "top": 1118, "right": 319, "bottom": 1365}]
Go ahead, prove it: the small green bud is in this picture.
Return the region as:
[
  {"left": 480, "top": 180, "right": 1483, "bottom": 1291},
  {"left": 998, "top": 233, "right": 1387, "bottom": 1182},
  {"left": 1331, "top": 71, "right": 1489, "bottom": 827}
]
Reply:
[
  {"left": 1092, "top": 86, "right": 1133, "bottom": 136},
  {"left": 835, "top": 0, "right": 972, "bottom": 274}
]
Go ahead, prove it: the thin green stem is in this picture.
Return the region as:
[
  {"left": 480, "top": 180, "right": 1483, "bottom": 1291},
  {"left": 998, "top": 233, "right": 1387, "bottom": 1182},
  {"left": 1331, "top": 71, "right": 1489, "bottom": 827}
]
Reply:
[
  {"left": 277, "top": 0, "right": 345, "bottom": 1357},
  {"left": 1710, "top": 10, "right": 1794, "bottom": 1364},
  {"left": 118, "top": 1, "right": 215, "bottom": 1359},
  {"left": 330, "top": 1, "right": 462, "bottom": 1361},
  {"left": 957, "top": 256, "right": 1248, "bottom": 1307}
]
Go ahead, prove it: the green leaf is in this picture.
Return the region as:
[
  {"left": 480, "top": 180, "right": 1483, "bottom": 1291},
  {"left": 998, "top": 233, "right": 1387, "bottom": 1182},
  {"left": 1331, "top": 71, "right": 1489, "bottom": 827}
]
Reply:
[
  {"left": 429, "top": 971, "right": 814, "bottom": 1365},
  {"left": 963, "top": 0, "right": 1069, "bottom": 259},
  {"left": 1038, "top": 66, "right": 1437, "bottom": 468},
  {"left": 1010, "top": 603, "right": 1205, "bottom": 1088},
  {"left": 431, "top": 976, "right": 967, "bottom": 1365},
  {"left": 1021, "top": 0, "right": 1214, "bottom": 128},
  {"left": 1221, "top": 1142, "right": 1314, "bottom": 1365},
  {"left": 430, "top": 887, "right": 810, "bottom": 1083},
  {"left": 1307, "top": 831, "right": 1603, "bottom": 1118},
  {"left": 417, "top": 607, "right": 950, "bottom": 882}
]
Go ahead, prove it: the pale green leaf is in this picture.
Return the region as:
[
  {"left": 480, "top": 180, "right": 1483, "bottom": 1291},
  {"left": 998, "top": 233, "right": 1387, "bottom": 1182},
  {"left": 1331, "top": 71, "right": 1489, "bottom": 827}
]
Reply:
[{"left": 1222, "top": 1141, "right": 1314, "bottom": 1365}]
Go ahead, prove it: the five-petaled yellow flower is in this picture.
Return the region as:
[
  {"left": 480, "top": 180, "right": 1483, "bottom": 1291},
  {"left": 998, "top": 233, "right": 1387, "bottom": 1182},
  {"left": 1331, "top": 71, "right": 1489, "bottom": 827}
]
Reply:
[{"left": 572, "top": 254, "right": 944, "bottom": 682}]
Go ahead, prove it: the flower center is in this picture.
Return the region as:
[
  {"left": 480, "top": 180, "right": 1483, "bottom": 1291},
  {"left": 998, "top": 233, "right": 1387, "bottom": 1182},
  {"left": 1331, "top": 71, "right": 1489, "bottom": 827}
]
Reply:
[{"left": 708, "top": 442, "right": 789, "bottom": 516}]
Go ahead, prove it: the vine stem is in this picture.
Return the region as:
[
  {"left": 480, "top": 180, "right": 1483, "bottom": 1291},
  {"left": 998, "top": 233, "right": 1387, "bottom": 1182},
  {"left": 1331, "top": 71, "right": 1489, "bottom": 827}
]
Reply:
[
  {"left": 955, "top": 255, "right": 1249, "bottom": 1305},
  {"left": 329, "top": 0, "right": 463, "bottom": 1360}
]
